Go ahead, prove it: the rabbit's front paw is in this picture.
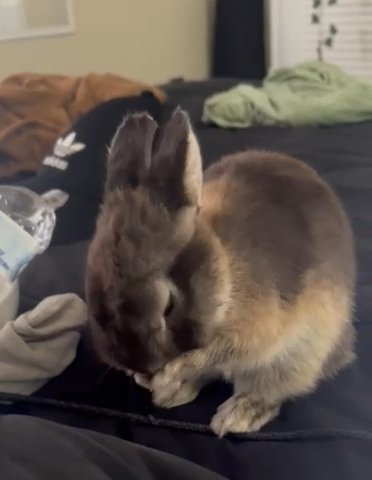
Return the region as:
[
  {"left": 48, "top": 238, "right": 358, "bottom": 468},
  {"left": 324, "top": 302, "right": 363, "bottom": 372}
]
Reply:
[
  {"left": 151, "top": 362, "right": 199, "bottom": 408},
  {"left": 133, "top": 373, "right": 152, "bottom": 390},
  {"left": 153, "top": 379, "right": 199, "bottom": 408},
  {"left": 210, "top": 394, "right": 280, "bottom": 437}
]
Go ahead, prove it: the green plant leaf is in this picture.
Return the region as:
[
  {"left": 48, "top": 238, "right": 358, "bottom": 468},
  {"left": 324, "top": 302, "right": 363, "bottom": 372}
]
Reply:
[
  {"left": 313, "top": 0, "right": 322, "bottom": 7},
  {"left": 328, "top": 0, "right": 337, "bottom": 5},
  {"left": 324, "top": 37, "right": 333, "bottom": 47},
  {"left": 330, "top": 24, "right": 338, "bottom": 34},
  {"left": 311, "top": 13, "right": 320, "bottom": 23}
]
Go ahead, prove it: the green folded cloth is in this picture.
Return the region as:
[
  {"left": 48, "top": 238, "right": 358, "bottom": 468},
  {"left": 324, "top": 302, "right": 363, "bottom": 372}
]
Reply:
[{"left": 203, "top": 61, "right": 372, "bottom": 127}]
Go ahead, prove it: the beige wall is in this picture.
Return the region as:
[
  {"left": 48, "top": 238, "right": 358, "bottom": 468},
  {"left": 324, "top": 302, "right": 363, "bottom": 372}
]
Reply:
[
  {"left": 0, "top": 0, "right": 214, "bottom": 83},
  {"left": 24, "top": 0, "right": 69, "bottom": 28}
]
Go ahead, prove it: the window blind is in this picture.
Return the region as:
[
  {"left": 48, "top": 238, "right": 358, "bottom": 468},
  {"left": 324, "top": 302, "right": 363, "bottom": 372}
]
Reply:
[{"left": 303, "top": 0, "right": 372, "bottom": 79}]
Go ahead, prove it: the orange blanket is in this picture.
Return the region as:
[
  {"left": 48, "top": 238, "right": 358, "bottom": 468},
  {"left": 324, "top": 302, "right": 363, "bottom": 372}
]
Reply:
[{"left": 0, "top": 73, "right": 165, "bottom": 179}]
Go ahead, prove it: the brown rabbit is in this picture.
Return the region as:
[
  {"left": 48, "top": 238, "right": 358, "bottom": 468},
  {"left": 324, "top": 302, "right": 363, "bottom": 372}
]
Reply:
[{"left": 86, "top": 109, "right": 356, "bottom": 437}]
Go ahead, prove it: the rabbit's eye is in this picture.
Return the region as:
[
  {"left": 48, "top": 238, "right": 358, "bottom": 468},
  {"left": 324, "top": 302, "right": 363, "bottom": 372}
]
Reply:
[{"left": 164, "top": 294, "right": 174, "bottom": 317}]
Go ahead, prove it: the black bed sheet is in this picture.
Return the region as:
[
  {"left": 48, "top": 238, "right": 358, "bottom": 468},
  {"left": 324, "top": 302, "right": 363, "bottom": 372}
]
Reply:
[{"left": 3, "top": 80, "right": 372, "bottom": 479}]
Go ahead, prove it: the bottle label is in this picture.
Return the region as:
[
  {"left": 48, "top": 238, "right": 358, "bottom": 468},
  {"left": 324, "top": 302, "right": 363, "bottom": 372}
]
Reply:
[{"left": 0, "top": 210, "right": 39, "bottom": 281}]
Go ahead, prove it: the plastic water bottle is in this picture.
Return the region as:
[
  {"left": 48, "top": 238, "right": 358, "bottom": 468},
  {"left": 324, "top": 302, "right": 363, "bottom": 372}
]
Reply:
[{"left": 0, "top": 186, "right": 68, "bottom": 326}]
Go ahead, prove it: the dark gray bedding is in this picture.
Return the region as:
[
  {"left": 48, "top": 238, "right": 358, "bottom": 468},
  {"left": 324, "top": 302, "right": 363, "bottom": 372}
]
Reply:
[{"left": 1, "top": 80, "right": 371, "bottom": 479}]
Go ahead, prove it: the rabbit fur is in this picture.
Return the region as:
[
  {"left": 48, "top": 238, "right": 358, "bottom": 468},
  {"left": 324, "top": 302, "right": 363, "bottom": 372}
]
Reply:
[{"left": 86, "top": 109, "right": 356, "bottom": 437}]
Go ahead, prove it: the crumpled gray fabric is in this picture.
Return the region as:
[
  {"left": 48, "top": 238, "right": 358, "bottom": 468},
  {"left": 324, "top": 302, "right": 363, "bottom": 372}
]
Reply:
[{"left": 0, "top": 293, "right": 86, "bottom": 394}]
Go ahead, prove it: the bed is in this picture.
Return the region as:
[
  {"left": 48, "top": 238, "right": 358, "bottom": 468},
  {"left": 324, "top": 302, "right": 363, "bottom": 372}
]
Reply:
[{"left": 1, "top": 79, "right": 372, "bottom": 479}]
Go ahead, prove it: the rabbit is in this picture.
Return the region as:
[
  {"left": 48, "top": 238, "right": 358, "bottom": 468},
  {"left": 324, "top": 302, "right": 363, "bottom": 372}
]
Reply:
[{"left": 86, "top": 108, "right": 356, "bottom": 437}]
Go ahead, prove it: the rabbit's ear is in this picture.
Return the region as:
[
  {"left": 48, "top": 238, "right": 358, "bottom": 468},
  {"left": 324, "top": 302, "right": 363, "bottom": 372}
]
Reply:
[
  {"left": 105, "top": 113, "right": 158, "bottom": 192},
  {"left": 148, "top": 108, "right": 202, "bottom": 211}
]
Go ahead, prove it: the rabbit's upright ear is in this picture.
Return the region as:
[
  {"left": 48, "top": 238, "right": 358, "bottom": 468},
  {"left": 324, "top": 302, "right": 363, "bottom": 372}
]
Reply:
[
  {"left": 148, "top": 108, "right": 202, "bottom": 211},
  {"left": 105, "top": 113, "right": 158, "bottom": 192}
]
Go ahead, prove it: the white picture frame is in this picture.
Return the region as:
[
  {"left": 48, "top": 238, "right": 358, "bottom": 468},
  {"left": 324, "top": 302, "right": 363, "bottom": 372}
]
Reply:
[{"left": 0, "top": 0, "right": 75, "bottom": 42}]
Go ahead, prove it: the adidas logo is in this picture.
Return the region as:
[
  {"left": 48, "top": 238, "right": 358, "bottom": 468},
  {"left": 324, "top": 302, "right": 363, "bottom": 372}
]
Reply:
[
  {"left": 43, "top": 132, "right": 85, "bottom": 170},
  {"left": 54, "top": 132, "right": 85, "bottom": 158}
]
